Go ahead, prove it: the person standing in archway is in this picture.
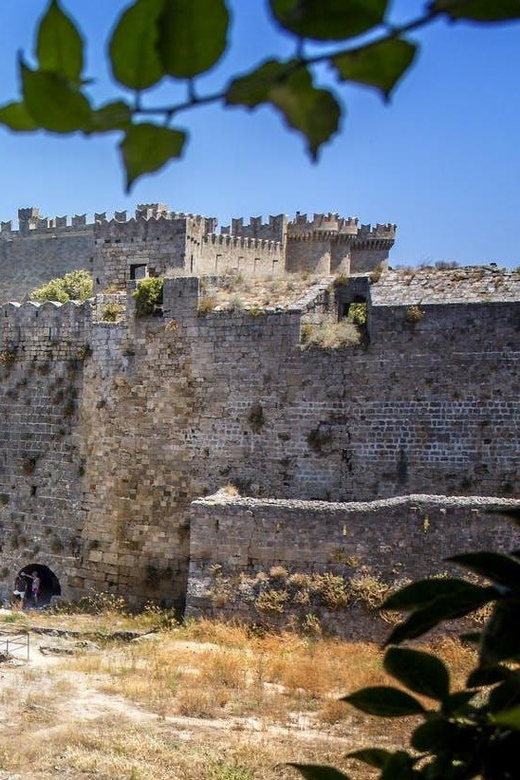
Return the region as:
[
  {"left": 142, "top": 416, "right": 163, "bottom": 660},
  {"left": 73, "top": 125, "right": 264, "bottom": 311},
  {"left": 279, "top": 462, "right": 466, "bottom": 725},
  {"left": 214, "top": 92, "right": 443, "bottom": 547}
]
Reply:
[{"left": 22, "top": 571, "right": 41, "bottom": 607}]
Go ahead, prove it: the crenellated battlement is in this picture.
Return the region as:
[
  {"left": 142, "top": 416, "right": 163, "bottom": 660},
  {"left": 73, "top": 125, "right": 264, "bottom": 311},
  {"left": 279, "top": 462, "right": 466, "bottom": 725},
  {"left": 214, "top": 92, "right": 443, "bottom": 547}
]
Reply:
[
  {"left": 0, "top": 204, "right": 396, "bottom": 302},
  {"left": 219, "top": 214, "right": 287, "bottom": 242},
  {"left": 358, "top": 222, "right": 396, "bottom": 239},
  {"left": 0, "top": 298, "right": 90, "bottom": 357},
  {"left": 0, "top": 298, "right": 89, "bottom": 320},
  {"left": 202, "top": 233, "right": 282, "bottom": 251},
  {"left": 287, "top": 212, "right": 396, "bottom": 241},
  {"left": 288, "top": 211, "right": 358, "bottom": 235}
]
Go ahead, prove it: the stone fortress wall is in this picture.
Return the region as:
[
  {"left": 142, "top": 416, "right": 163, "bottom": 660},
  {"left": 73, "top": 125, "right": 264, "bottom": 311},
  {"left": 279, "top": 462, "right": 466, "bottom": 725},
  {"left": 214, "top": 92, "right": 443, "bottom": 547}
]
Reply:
[
  {"left": 186, "top": 494, "right": 520, "bottom": 637},
  {"left": 0, "top": 204, "right": 395, "bottom": 301},
  {"left": 0, "top": 204, "right": 517, "bottom": 626}
]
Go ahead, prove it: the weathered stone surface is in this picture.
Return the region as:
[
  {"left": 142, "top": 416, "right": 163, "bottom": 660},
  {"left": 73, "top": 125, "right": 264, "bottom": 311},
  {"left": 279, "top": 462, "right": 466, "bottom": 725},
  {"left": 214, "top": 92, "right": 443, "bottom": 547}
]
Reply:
[{"left": 0, "top": 207, "right": 517, "bottom": 623}]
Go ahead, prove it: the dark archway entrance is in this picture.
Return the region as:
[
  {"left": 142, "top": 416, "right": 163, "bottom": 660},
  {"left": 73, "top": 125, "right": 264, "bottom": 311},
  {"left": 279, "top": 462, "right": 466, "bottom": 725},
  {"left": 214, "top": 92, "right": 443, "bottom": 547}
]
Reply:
[{"left": 18, "top": 563, "right": 61, "bottom": 608}]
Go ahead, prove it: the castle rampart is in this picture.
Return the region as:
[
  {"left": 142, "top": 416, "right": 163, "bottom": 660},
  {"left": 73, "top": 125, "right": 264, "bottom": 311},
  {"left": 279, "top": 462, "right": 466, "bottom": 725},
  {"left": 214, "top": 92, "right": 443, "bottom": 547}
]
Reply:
[
  {"left": 0, "top": 206, "right": 395, "bottom": 303},
  {"left": 0, "top": 207, "right": 517, "bottom": 620}
]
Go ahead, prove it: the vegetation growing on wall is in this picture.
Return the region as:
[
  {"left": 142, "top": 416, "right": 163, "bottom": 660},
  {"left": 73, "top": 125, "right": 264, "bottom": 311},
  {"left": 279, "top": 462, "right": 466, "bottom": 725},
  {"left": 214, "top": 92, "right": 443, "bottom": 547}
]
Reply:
[
  {"left": 348, "top": 303, "right": 367, "bottom": 327},
  {"left": 30, "top": 269, "right": 93, "bottom": 303},
  {"left": 405, "top": 304, "right": 425, "bottom": 324},
  {"left": 100, "top": 302, "right": 125, "bottom": 322},
  {"left": 301, "top": 319, "right": 363, "bottom": 349},
  {"left": 197, "top": 295, "right": 217, "bottom": 315},
  {"left": 247, "top": 401, "right": 266, "bottom": 433},
  {"left": 0, "top": 350, "right": 17, "bottom": 370},
  {"left": 133, "top": 277, "right": 164, "bottom": 317}
]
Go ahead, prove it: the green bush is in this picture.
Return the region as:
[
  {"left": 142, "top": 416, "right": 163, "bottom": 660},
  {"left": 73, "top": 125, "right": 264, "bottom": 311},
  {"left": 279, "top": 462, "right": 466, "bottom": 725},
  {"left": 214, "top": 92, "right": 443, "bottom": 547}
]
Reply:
[
  {"left": 31, "top": 270, "right": 93, "bottom": 303},
  {"left": 133, "top": 277, "right": 164, "bottom": 317},
  {"left": 101, "top": 302, "right": 124, "bottom": 322},
  {"left": 348, "top": 302, "right": 367, "bottom": 327}
]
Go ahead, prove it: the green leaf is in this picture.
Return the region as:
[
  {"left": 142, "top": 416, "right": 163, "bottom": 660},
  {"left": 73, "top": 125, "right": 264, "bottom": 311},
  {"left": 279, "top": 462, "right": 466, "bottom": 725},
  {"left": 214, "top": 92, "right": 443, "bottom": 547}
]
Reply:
[
  {"left": 21, "top": 63, "right": 92, "bottom": 133},
  {"left": 286, "top": 765, "right": 350, "bottom": 780},
  {"left": 89, "top": 101, "right": 132, "bottom": 133},
  {"left": 120, "top": 123, "right": 187, "bottom": 191},
  {"left": 380, "top": 751, "right": 418, "bottom": 780},
  {"left": 382, "top": 577, "right": 495, "bottom": 611},
  {"left": 441, "top": 690, "right": 477, "bottom": 716},
  {"left": 385, "top": 585, "right": 495, "bottom": 645},
  {"left": 493, "top": 704, "right": 520, "bottom": 729},
  {"left": 348, "top": 749, "right": 392, "bottom": 769},
  {"left": 332, "top": 38, "right": 417, "bottom": 101},
  {"left": 36, "top": 0, "right": 84, "bottom": 84},
  {"left": 481, "top": 601, "right": 520, "bottom": 664},
  {"left": 467, "top": 665, "right": 512, "bottom": 688},
  {"left": 488, "top": 676, "right": 520, "bottom": 713},
  {"left": 411, "top": 718, "right": 478, "bottom": 753},
  {"left": 448, "top": 552, "right": 520, "bottom": 591},
  {"left": 227, "top": 60, "right": 340, "bottom": 160},
  {"left": 343, "top": 686, "right": 426, "bottom": 717},
  {"left": 109, "top": 0, "right": 164, "bottom": 90},
  {"left": 0, "top": 102, "right": 39, "bottom": 131},
  {"left": 384, "top": 647, "right": 450, "bottom": 701},
  {"left": 269, "top": 0, "right": 388, "bottom": 41},
  {"left": 431, "top": 0, "right": 520, "bottom": 22},
  {"left": 227, "top": 60, "right": 287, "bottom": 106},
  {"left": 157, "top": 0, "right": 229, "bottom": 79}
]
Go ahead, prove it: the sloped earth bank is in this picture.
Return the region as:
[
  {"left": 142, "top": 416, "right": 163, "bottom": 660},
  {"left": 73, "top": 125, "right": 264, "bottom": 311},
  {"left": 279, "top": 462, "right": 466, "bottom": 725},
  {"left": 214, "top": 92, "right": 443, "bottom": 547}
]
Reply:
[{"left": 0, "top": 611, "right": 471, "bottom": 779}]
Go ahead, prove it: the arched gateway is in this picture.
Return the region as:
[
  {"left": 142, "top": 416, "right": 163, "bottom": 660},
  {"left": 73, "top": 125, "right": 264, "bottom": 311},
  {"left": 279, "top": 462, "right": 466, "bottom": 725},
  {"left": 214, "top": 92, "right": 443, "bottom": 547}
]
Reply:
[{"left": 17, "top": 564, "right": 61, "bottom": 607}]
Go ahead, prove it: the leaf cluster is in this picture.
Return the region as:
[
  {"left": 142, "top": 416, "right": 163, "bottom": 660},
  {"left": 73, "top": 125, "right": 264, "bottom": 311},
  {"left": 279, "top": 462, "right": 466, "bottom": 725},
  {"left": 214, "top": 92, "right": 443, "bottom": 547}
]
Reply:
[
  {"left": 293, "top": 510, "right": 520, "bottom": 779},
  {"left": 1, "top": 1, "right": 519, "bottom": 189},
  {"left": 30, "top": 269, "right": 93, "bottom": 303},
  {"left": 133, "top": 277, "right": 164, "bottom": 317}
]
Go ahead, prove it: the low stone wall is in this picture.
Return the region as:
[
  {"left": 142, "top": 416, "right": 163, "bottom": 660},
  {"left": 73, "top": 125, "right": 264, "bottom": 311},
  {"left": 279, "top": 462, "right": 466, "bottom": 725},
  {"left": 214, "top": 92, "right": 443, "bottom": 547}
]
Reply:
[{"left": 185, "top": 493, "right": 520, "bottom": 639}]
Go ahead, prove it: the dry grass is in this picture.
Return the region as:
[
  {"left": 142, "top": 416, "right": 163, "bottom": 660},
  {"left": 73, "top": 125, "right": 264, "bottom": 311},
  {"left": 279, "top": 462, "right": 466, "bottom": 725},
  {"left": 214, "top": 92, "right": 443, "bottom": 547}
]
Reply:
[
  {"left": 201, "top": 274, "right": 327, "bottom": 312},
  {"left": 301, "top": 319, "right": 363, "bottom": 348},
  {"left": 0, "top": 611, "right": 477, "bottom": 779}
]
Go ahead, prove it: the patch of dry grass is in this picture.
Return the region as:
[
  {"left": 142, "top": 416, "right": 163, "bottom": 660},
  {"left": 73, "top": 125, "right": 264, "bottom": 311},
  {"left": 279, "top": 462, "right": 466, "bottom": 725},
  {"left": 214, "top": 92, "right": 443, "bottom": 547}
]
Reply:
[
  {"left": 0, "top": 613, "right": 477, "bottom": 779},
  {"left": 301, "top": 319, "right": 363, "bottom": 348},
  {"left": 201, "top": 274, "right": 327, "bottom": 313}
]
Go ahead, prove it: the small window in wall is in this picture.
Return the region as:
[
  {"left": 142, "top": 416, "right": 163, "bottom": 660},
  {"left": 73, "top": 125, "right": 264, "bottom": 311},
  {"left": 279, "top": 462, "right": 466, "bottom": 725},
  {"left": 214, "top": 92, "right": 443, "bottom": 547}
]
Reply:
[
  {"left": 130, "top": 264, "right": 147, "bottom": 281},
  {"left": 215, "top": 254, "right": 222, "bottom": 272}
]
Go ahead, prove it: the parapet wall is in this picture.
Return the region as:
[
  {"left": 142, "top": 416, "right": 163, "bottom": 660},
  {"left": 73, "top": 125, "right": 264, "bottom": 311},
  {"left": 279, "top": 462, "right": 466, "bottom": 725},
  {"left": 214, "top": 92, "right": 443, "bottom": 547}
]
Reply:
[{"left": 186, "top": 493, "right": 520, "bottom": 637}]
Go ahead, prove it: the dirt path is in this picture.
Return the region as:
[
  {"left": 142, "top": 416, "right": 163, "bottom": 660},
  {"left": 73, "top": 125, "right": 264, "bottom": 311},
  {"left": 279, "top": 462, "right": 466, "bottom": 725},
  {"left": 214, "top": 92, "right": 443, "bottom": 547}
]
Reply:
[{"left": 0, "top": 627, "right": 354, "bottom": 747}]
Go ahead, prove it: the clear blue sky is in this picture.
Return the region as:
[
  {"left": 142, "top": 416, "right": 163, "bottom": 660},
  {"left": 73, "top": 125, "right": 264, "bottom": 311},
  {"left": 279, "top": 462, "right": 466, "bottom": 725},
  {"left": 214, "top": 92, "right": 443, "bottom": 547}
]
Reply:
[{"left": 0, "top": 1, "right": 519, "bottom": 268}]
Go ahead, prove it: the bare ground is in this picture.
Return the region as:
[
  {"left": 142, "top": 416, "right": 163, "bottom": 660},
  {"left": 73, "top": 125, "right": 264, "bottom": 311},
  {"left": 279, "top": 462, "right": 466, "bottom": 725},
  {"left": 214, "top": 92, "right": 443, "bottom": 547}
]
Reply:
[{"left": 0, "top": 609, "right": 468, "bottom": 779}]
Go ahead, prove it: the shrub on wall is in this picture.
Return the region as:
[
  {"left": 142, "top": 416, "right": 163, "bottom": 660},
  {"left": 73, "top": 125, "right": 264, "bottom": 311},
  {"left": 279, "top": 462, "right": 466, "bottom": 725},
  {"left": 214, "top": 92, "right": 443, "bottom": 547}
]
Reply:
[
  {"left": 0, "top": 349, "right": 17, "bottom": 369},
  {"left": 301, "top": 319, "right": 363, "bottom": 348},
  {"left": 348, "top": 302, "right": 367, "bottom": 327},
  {"left": 133, "top": 277, "right": 164, "bottom": 317},
  {"left": 405, "top": 304, "right": 425, "bottom": 324},
  {"left": 101, "top": 302, "right": 125, "bottom": 322},
  {"left": 247, "top": 401, "right": 265, "bottom": 433},
  {"left": 31, "top": 270, "right": 93, "bottom": 303}
]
